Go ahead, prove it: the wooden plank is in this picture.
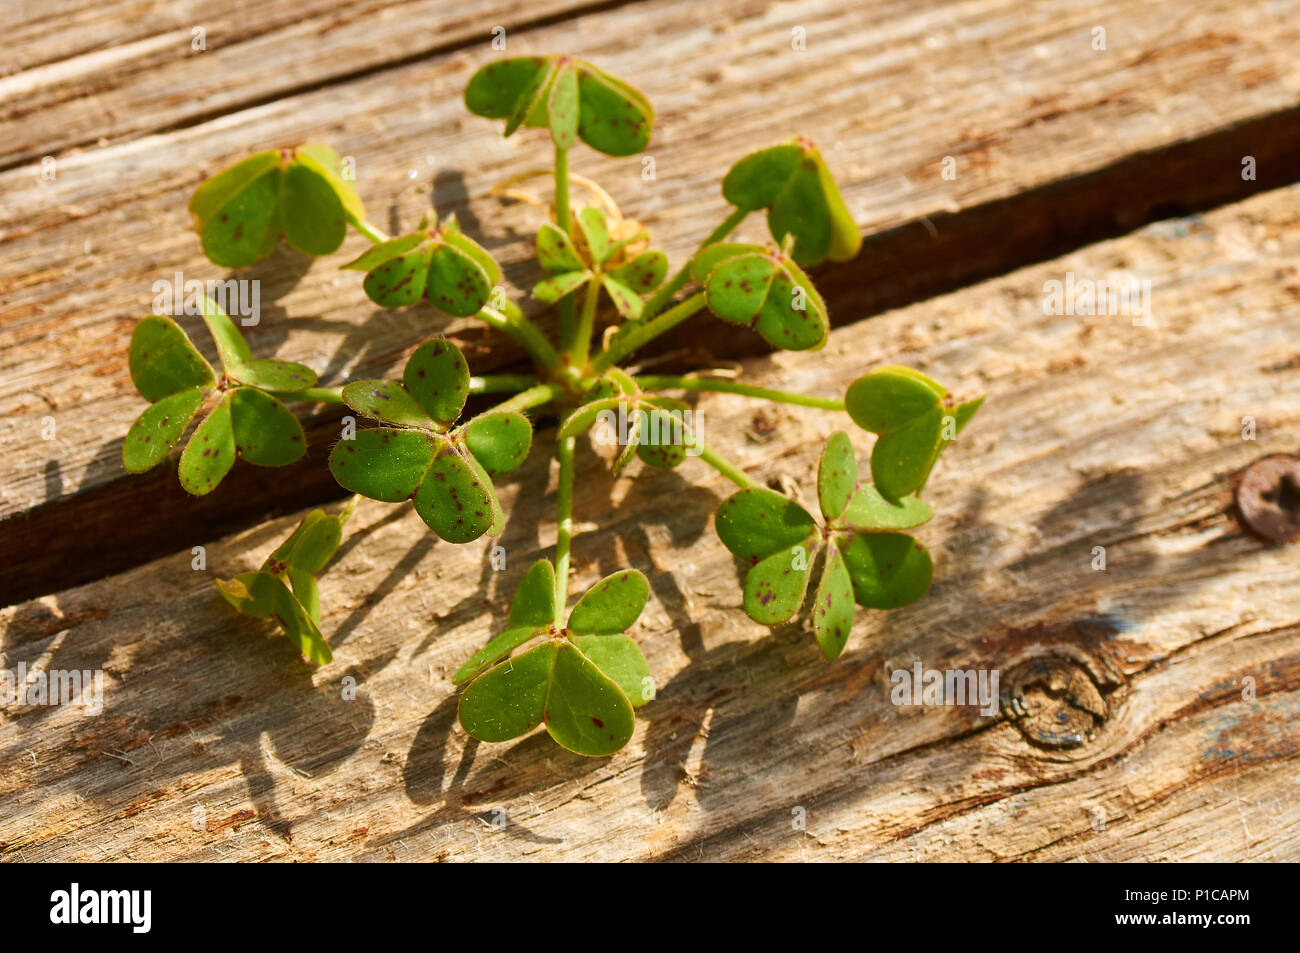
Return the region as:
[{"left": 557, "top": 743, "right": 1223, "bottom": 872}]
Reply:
[
  {"left": 5, "top": 0, "right": 1300, "bottom": 603},
  {"left": 0, "top": 0, "right": 611, "bottom": 167},
  {"left": 3, "top": 180, "right": 1298, "bottom": 861}
]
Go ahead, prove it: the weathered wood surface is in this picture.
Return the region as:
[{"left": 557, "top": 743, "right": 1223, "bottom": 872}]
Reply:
[
  {"left": 6, "top": 0, "right": 1300, "bottom": 606},
  {"left": 3, "top": 180, "right": 1298, "bottom": 861}
]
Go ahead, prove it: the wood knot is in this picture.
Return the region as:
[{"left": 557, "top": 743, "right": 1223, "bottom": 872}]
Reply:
[
  {"left": 1002, "top": 655, "right": 1108, "bottom": 750},
  {"left": 1236, "top": 454, "right": 1300, "bottom": 543}
]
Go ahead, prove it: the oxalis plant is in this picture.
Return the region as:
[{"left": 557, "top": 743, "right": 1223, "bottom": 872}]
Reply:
[{"left": 122, "top": 54, "right": 983, "bottom": 758}]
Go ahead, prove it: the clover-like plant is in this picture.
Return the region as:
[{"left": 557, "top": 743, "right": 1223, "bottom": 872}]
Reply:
[{"left": 122, "top": 54, "right": 983, "bottom": 758}]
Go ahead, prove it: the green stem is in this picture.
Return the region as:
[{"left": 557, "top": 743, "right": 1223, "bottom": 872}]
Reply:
[
  {"left": 553, "top": 435, "right": 576, "bottom": 624},
  {"left": 475, "top": 306, "right": 561, "bottom": 370},
  {"left": 279, "top": 386, "right": 346, "bottom": 403},
  {"left": 570, "top": 278, "right": 601, "bottom": 369},
  {"left": 554, "top": 146, "right": 577, "bottom": 354},
  {"left": 691, "top": 437, "right": 760, "bottom": 489},
  {"left": 353, "top": 219, "right": 390, "bottom": 244},
  {"left": 469, "top": 373, "right": 540, "bottom": 395},
  {"left": 636, "top": 375, "right": 844, "bottom": 410},
  {"left": 641, "top": 206, "right": 748, "bottom": 320},
  {"left": 488, "top": 383, "right": 560, "bottom": 416},
  {"left": 590, "top": 292, "right": 707, "bottom": 373},
  {"left": 338, "top": 493, "right": 363, "bottom": 525}
]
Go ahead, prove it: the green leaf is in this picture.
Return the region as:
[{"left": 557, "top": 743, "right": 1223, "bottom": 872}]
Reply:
[
  {"left": 547, "top": 61, "right": 580, "bottom": 148},
  {"left": 870, "top": 411, "right": 945, "bottom": 502},
  {"left": 122, "top": 386, "right": 206, "bottom": 474},
  {"left": 572, "top": 634, "right": 652, "bottom": 705},
  {"left": 426, "top": 240, "right": 493, "bottom": 317},
  {"left": 216, "top": 570, "right": 277, "bottom": 619},
  {"left": 844, "top": 366, "right": 947, "bottom": 434},
  {"left": 404, "top": 339, "right": 470, "bottom": 426},
  {"left": 635, "top": 399, "right": 688, "bottom": 470},
  {"left": 690, "top": 242, "right": 759, "bottom": 283},
  {"left": 228, "top": 358, "right": 317, "bottom": 392},
  {"left": 557, "top": 395, "right": 625, "bottom": 439},
  {"left": 193, "top": 160, "right": 282, "bottom": 269},
  {"left": 702, "top": 247, "right": 828, "bottom": 351},
  {"left": 328, "top": 427, "right": 436, "bottom": 501},
  {"left": 575, "top": 64, "right": 653, "bottom": 157},
  {"left": 568, "top": 569, "right": 649, "bottom": 634},
  {"left": 275, "top": 509, "right": 344, "bottom": 574},
  {"left": 817, "top": 431, "right": 857, "bottom": 520},
  {"left": 442, "top": 229, "right": 501, "bottom": 289},
  {"left": 280, "top": 157, "right": 348, "bottom": 256},
  {"left": 537, "top": 223, "right": 586, "bottom": 273},
  {"left": 179, "top": 393, "right": 236, "bottom": 495},
  {"left": 413, "top": 446, "right": 498, "bottom": 543},
  {"left": 510, "top": 559, "right": 557, "bottom": 627},
  {"left": 199, "top": 295, "right": 254, "bottom": 370},
  {"left": 954, "top": 395, "right": 985, "bottom": 434},
  {"left": 812, "top": 545, "right": 855, "bottom": 661},
  {"left": 545, "top": 641, "right": 635, "bottom": 755},
  {"left": 128, "top": 315, "right": 216, "bottom": 402},
  {"left": 714, "top": 487, "right": 817, "bottom": 563},
  {"left": 341, "top": 380, "right": 432, "bottom": 427},
  {"left": 229, "top": 387, "right": 306, "bottom": 466},
  {"left": 840, "top": 533, "right": 933, "bottom": 610},
  {"left": 534, "top": 270, "right": 591, "bottom": 302},
  {"left": 293, "top": 146, "right": 365, "bottom": 228},
  {"left": 601, "top": 275, "right": 643, "bottom": 320},
  {"left": 839, "top": 486, "right": 933, "bottom": 531},
  {"left": 268, "top": 575, "right": 332, "bottom": 664},
  {"left": 609, "top": 250, "right": 667, "bottom": 297},
  {"left": 289, "top": 566, "right": 321, "bottom": 623},
  {"left": 743, "top": 543, "right": 814, "bottom": 625},
  {"left": 463, "top": 411, "right": 532, "bottom": 476},
  {"left": 722, "top": 139, "right": 861, "bottom": 266},
  {"left": 361, "top": 243, "right": 431, "bottom": 308},
  {"left": 464, "top": 56, "right": 552, "bottom": 128},
  {"left": 458, "top": 639, "right": 557, "bottom": 742},
  {"left": 576, "top": 206, "right": 609, "bottom": 264},
  {"left": 341, "top": 233, "right": 426, "bottom": 272},
  {"left": 453, "top": 625, "right": 547, "bottom": 685}
]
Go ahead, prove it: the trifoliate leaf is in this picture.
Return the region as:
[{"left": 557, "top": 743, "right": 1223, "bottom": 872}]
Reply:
[
  {"left": 568, "top": 569, "right": 649, "bottom": 634},
  {"left": 812, "top": 545, "right": 855, "bottom": 661},
  {"left": 722, "top": 138, "right": 861, "bottom": 266},
  {"left": 714, "top": 487, "right": 817, "bottom": 563},
  {"left": 179, "top": 392, "right": 236, "bottom": 495},
  {"left": 191, "top": 154, "right": 282, "bottom": 268},
  {"left": 122, "top": 386, "right": 206, "bottom": 473},
  {"left": 404, "top": 339, "right": 470, "bottom": 425},
  {"left": 839, "top": 533, "right": 933, "bottom": 610},
  {"left": 128, "top": 315, "right": 215, "bottom": 402},
  {"left": 328, "top": 427, "right": 436, "bottom": 501},
  {"left": 229, "top": 387, "right": 306, "bottom": 466},
  {"left": 699, "top": 245, "right": 829, "bottom": 351}
]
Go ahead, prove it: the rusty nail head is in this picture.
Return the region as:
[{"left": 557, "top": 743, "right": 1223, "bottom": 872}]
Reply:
[{"left": 1237, "top": 454, "right": 1300, "bottom": 543}]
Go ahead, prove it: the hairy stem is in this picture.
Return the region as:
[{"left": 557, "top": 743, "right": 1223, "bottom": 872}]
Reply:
[
  {"left": 553, "top": 435, "right": 576, "bottom": 623},
  {"left": 469, "top": 373, "right": 540, "bottom": 394},
  {"left": 476, "top": 306, "right": 562, "bottom": 370},
  {"left": 570, "top": 278, "right": 601, "bottom": 369},
  {"left": 590, "top": 292, "right": 707, "bottom": 372},
  {"left": 353, "top": 219, "right": 390, "bottom": 244},
  {"left": 490, "top": 383, "right": 560, "bottom": 416},
  {"left": 636, "top": 375, "right": 845, "bottom": 410},
  {"left": 641, "top": 206, "right": 748, "bottom": 320}
]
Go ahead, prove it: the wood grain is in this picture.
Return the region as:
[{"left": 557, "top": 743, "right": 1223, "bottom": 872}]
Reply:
[{"left": 3, "top": 180, "right": 1297, "bottom": 861}]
